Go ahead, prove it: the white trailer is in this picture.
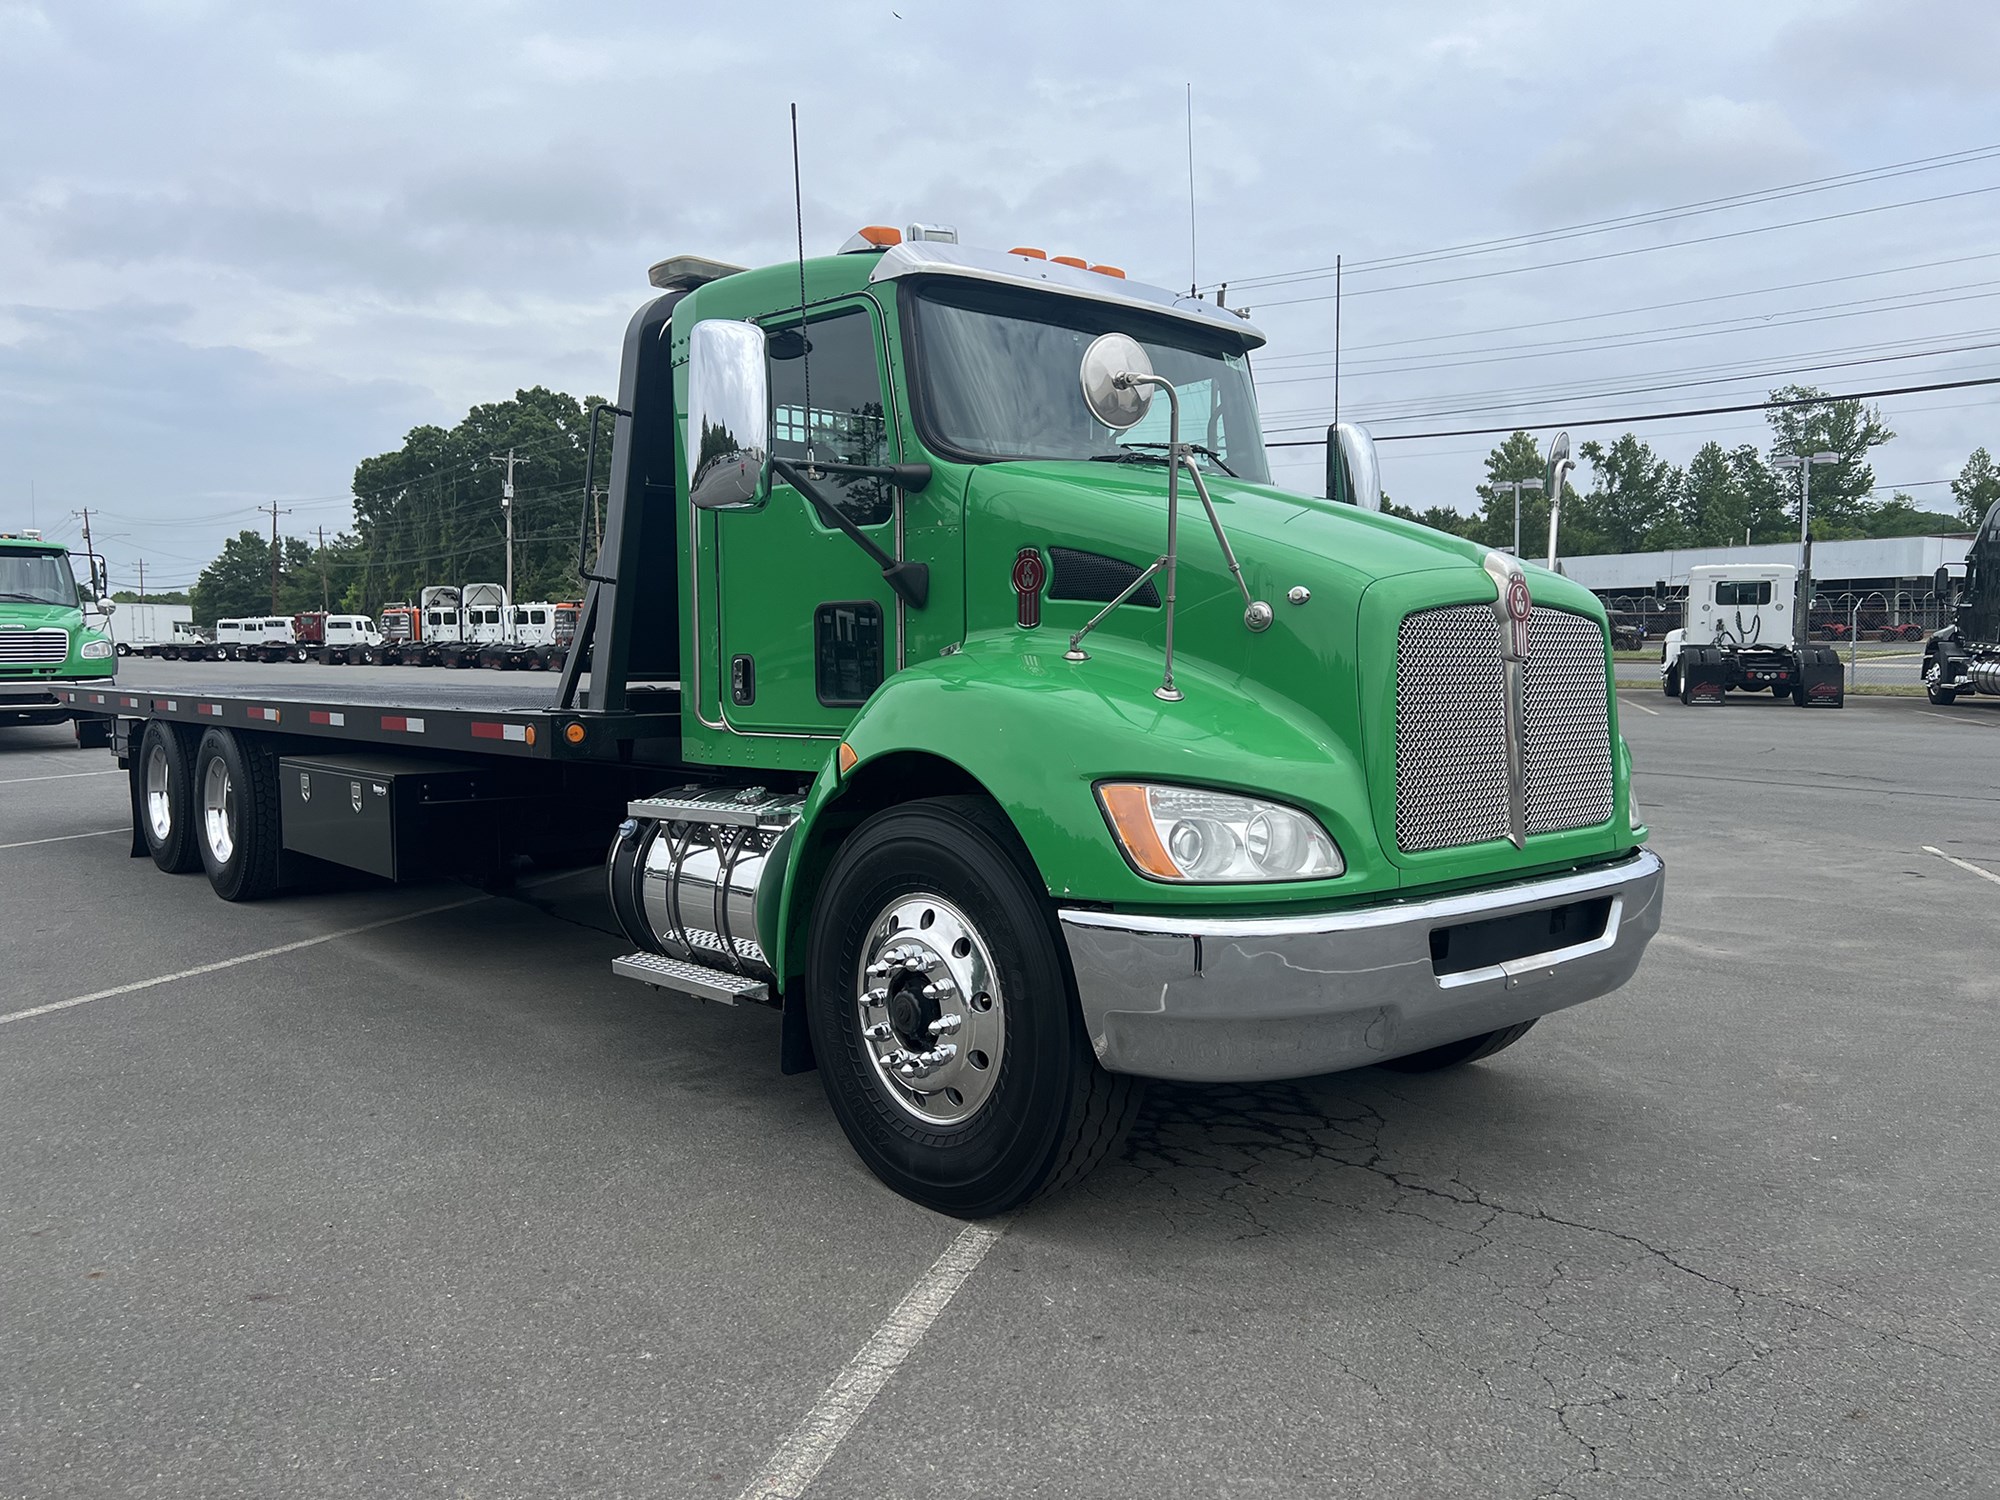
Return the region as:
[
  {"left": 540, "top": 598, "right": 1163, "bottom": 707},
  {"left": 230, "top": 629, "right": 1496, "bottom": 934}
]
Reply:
[{"left": 111, "top": 603, "right": 195, "bottom": 656}]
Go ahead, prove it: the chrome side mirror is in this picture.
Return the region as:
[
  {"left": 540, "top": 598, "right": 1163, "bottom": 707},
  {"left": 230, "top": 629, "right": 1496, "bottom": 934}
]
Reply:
[
  {"left": 1328, "top": 422, "right": 1382, "bottom": 512},
  {"left": 686, "top": 320, "right": 771, "bottom": 511},
  {"left": 1079, "top": 332, "right": 1155, "bottom": 430}
]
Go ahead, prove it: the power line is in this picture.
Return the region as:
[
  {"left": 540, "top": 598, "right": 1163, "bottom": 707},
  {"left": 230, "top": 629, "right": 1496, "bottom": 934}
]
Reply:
[
  {"left": 1214, "top": 143, "right": 2000, "bottom": 292},
  {"left": 1263, "top": 374, "right": 2000, "bottom": 447},
  {"left": 1250, "top": 184, "right": 2000, "bottom": 311}
]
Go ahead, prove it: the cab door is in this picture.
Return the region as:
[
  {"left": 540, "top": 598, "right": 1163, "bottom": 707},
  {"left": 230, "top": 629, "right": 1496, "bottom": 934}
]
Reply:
[{"left": 710, "top": 299, "right": 903, "bottom": 737}]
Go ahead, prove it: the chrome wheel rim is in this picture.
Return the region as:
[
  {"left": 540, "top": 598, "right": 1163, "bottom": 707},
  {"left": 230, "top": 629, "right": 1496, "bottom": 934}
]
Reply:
[
  {"left": 201, "top": 758, "right": 234, "bottom": 864},
  {"left": 855, "top": 892, "right": 1005, "bottom": 1127},
  {"left": 145, "top": 743, "right": 173, "bottom": 842}
]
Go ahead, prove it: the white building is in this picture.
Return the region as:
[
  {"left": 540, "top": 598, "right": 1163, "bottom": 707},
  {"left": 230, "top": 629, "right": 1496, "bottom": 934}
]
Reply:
[{"left": 1559, "top": 535, "right": 1970, "bottom": 599}]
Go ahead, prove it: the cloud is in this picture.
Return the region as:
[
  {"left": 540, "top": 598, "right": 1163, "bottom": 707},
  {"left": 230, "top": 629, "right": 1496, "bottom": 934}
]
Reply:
[
  {"left": 1513, "top": 93, "right": 1819, "bottom": 219},
  {"left": 1771, "top": 0, "right": 2000, "bottom": 95}
]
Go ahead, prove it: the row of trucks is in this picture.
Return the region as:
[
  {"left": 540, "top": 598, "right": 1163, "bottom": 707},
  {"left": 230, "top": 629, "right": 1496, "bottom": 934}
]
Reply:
[
  {"left": 124, "top": 588, "right": 580, "bottom": 670},
  {"left": 62, "top": 227, "right": 1665, "bottom": 1213}
]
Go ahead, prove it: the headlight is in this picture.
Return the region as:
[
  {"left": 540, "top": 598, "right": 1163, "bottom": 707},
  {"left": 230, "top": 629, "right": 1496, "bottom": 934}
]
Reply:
[
  {"left": 79, "top": 639, "right": 113, "bottom": 659},
  {"left": 1097, "top": 783, "right": 1344, "bottom": 883}
]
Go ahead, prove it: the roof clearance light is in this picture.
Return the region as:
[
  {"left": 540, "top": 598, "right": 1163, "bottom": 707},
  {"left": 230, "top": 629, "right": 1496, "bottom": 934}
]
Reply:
[
  {"left": 1050, "top": 255, "right": 1088, "bottom": 268},
  {"left": 1009, "top": 246, "right": 1048, "bottom": 259},
  {"left": 906, "top": 222, "right": 958, "bottom": 244},
  {"left": 1090, "top": 264, "right": 1126, "bottom": 279},
  {"left": 837, "top": 225, "right": 904, "bottom": 254}
]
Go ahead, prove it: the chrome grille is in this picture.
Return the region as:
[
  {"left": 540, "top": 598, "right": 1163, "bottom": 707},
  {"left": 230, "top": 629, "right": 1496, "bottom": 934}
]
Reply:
[
  {"left": 0, "top": 628, "right": 68, "bottom": 665},
  {"left": 1395, "top": 605, "right": 1613, "bottom": 853}
]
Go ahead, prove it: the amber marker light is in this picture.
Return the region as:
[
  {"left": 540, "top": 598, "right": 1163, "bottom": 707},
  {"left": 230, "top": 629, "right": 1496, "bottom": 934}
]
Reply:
[
  {"left": 564, "top": 722, "right": 586, "bottom": 744},
  {"left": 837, "top": 742, "right": 859, "bottom": 776},
  {"left": 1096, "top": 784, "right": 1179, "bottom": 880},
  {"left": 1008, "top": 246, "right": 1047, "bottom": 259},
  {"left": 857, "top": 225, "right": 902, "bottom": 246},
  {"left": 1050, "top": 255, "right": 1087, "bottom": 268},
  {"left": 1090, "top": 264, "right": 1126, "bottom": 279}
]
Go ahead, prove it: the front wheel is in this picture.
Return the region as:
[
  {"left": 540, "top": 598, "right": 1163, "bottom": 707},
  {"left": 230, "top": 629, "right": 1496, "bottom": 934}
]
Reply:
[
  {"left": 1662, "top": 665, "right": 1679, "bottom": 698},
  {"left": 1928, "top": 681, "right": 1958, "bottom": 706},
  {"left": 806, "top": 796, "right": 1141, "bottom": 1218},
  {"left": 1379, "top": 1020, "right": 1538, "bottom": 1073}
]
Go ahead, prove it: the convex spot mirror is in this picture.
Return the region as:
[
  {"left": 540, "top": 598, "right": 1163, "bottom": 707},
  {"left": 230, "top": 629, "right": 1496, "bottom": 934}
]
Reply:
[
  {"left": 687, "top": 319, "right": 772, "bottom": 511},
  {"left": 1079, "top": 332, "right": 1154, "bottom": 430},
  {"left": 1328, "top": 422, "right": 1382, "bottom": 512}
]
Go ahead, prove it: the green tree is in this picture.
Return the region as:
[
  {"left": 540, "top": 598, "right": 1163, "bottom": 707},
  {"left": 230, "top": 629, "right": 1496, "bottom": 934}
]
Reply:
[
  {"left": 190, "top": 530, "right": 280, "bottom": 626},
  {"left": 1764, "top": 385, "right": 1894, "bottom": 537},
  {"left": 1576, "top": 435, "right": 1681, "bottom": 553},
  {"left": 1466, "top": 432, "right": 1583, "bottom": 555},
  {"left": 1863, "top": 494, "right": 1961, "bottom": 538},
  {"left": 1950, "top": 447, "right": 2000, "bottom": 529},
  {"left": 111, "top": 589, "right": 190, "bottom": 605},
  {"left": 349, "top": 387, "right": 611, "bottom": 609}
]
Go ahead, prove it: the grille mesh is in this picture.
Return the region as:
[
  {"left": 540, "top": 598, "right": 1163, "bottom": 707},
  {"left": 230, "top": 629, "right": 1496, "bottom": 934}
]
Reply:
[
  {"left": 0, "top": 628, "right": 68, "bottom": 666},
  {"left": 1394, "top": 605, "right": 1612, "bottom": 853}
]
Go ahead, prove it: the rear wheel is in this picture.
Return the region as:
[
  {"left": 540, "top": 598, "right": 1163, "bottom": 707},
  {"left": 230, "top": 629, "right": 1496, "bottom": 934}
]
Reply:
[
  {"left": 806, "top": 796, "right": 1141, "bottom": 1218},
  {"left": 1379, "top": 1019, "right": 1538, "bottom": 1073},
  {"left": 1663, "top": 665, "right": 1679, "bottom": 698},
  {"left": 139, "top": 720, "right": 202, "bottom": 873},
  {"left": 193, "top": 729, "right": 283, "bottom": 901}
]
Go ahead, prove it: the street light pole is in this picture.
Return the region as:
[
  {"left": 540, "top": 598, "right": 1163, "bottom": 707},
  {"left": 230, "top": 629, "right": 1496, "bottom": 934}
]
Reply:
[
  {"left": 1490, "top": 478, "right": 1542, "bottom": 557},
  {"left": 1774, "top": 450, "right": 1839, "bottom": 650}
]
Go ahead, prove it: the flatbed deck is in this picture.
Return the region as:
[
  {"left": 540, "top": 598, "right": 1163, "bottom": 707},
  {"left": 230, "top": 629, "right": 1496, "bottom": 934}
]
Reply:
[{"left": 58, "top": 670, "right": 684, "bottom": 765}]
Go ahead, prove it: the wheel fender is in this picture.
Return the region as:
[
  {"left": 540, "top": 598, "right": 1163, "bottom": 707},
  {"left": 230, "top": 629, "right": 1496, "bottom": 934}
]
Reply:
[{"left": 767, "top": 636, "right": 1378, "bottom": 994}]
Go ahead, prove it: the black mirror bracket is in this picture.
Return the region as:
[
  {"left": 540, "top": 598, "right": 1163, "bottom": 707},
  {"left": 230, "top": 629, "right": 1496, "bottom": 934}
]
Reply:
[{"left": 770, "top": 456, "right": 929, "bottom": 609}]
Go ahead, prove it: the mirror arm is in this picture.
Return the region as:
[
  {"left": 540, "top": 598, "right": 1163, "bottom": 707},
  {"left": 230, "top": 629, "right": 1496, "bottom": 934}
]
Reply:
[
  {"left": 1178, "top": 456, "right": 1271, "bottom": 631},
  {"left": 805, "top": 459, "right": 933, "bottom": 493},
  {"left": 577, "top": 402, "right": 630, "bottom": 584},
  {"left": 770, "top": 457, "right": 929, "bottom": 609}
]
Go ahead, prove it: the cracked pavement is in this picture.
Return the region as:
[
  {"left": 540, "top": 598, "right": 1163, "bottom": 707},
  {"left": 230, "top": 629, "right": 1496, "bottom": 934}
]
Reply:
[{"left": 5, "top": 687, "right": 1999, "bottom": 1497}]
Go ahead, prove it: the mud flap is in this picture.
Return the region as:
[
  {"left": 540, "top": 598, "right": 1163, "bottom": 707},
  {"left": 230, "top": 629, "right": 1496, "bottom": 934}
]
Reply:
[
  {"left": 1679, "top": 645, "right": 1726, "bottom": 704},
  {"left": 1800, "top": 645, "right": 1845, "bottom": 707}
]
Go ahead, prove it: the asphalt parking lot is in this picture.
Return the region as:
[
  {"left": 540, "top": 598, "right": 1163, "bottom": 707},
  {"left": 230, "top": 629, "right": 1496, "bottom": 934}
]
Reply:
[{"left": 4, "top": 669, "right": 1998, "bottom": 1499}]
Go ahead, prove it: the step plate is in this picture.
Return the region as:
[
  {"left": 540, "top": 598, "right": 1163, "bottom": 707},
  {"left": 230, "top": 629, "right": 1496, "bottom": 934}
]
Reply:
[
  {"left": 611, "top": 950, "right": 773, "bottom": 1007},
  {"left": 627, "top": 785, "right": 806, "bottom": 830}
]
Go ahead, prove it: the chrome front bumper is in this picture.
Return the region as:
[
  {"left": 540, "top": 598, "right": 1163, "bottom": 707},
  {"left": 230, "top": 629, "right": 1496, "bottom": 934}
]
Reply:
[{"left": 1058, "top": 848, "right": 1665, "bottom": 1083}]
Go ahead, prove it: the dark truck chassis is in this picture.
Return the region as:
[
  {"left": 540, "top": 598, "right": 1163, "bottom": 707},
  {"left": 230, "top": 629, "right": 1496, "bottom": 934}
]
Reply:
[{"left": 1669, "top": 641, "right": 1844, "bottom": 707}]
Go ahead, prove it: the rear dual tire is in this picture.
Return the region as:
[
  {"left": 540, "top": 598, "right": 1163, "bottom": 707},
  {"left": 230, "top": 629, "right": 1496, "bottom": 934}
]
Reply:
[
  {"left": 192, "top": 729, "right": 283, "bottom": 901},
  {"left": 140, "top": 720, "right": 203, "bottom": 873},
  {"left": 807, "top": 796, "right": 1140, "bottom": 1218}
]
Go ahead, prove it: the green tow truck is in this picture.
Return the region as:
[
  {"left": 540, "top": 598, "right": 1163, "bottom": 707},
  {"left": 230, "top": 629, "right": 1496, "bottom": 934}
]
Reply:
[
  {"left": 65, "top": 227, "right": 1663, "bottom": 1215},
  {"left": 2, "top": 530, "right": 117, "bottom": 747}
]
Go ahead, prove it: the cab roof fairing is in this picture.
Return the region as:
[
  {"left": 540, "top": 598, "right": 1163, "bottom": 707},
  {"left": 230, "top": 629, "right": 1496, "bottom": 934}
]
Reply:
[{"left": 866, "top": 242, "right": 1267, "bottom": 350}]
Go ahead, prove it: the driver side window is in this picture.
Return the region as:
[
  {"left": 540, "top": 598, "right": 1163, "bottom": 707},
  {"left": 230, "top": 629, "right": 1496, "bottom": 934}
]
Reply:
[{"left": 768, "top": 306, "right": 893, "bottom": 526}]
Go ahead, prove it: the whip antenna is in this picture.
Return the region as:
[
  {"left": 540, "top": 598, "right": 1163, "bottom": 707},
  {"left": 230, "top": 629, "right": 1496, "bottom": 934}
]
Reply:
[
  {"left": 790, "top": 102, "right": 815, "bottom": 472},
  {"left": 1185, "top": 83, "right": 1197, "bottom": 297}
]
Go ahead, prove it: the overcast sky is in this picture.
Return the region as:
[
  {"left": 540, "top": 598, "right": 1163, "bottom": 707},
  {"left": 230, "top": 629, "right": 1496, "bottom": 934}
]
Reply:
[{"left": 3, "top": 0, "right": 1996, "bottom": 591}]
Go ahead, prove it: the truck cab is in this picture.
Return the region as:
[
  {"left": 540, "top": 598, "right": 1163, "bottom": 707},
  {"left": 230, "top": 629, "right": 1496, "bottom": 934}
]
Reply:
[{"left": 0, "top": 531, "right": 117, "bottom": 743}]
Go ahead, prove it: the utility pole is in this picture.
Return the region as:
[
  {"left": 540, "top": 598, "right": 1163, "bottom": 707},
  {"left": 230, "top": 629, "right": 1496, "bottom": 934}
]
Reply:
[
  {"left": 137, "top": 558, "right": 145, "bottom": 604},
  {"left": 1774, "top": 451, "right": 1839, "bottom": 650},
  {"left": 490, "top": 448, "right": 528, "bottom": 641},
  {"left": 260, "top": 500, "right": 292, "bottom": 613},
  {"left": 71, "top": 507, "right": 93, "bottom": 555},
  {"left": 317, "top": 525, "right": 329, "bottom": 611}
]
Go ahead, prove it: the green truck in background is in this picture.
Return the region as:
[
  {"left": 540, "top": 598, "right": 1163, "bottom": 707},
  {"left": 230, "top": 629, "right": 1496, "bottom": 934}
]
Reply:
[
  {"left": 66, "top": 227, "right": 1664, "bottom": 1216},
  {"left": 1, "top": 530, "right": 117, "bottom": 747}
]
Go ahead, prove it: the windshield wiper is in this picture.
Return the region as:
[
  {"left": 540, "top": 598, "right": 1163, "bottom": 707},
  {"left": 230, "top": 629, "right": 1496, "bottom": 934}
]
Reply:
[
  {"left": 0, "top": 591, "right": 55, "bottom": 603},
  {"left": 1108, "top": 442, "right": 1239, "bottom": 478}
]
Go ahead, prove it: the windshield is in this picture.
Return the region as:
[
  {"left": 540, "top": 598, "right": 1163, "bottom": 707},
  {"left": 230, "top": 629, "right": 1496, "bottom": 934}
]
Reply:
[
  {"left": 907, "top": 281, "right": 1271, "bottom": 483},
  {"left": 0, "top": 550, "right": 80, "bottom": 606}
]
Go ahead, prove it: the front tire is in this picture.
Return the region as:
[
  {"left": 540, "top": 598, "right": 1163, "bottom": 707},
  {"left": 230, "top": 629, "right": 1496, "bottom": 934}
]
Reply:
[
  {"left": 139, "top": 720, "right": 203, "bottom": 873},
  {"left": 806, "top": 796, "right": 1140, "bottom": 1218},
  {"left": 1379, "top": 1019, "right": 1538, "bottom": 1073},
  {"left": 193, "top": 729, "right": 283, "bottom": 901},
  {"left": 1662, "top": 665, "right": 1679, "bottom": 698}
]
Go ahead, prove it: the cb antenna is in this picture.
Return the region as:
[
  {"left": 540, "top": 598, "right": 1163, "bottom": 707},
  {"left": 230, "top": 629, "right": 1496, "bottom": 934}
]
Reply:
[
  {"left": 1185, "top": 83, "right": 1197, "bottom": 298},
  {"left": 790, "top": 102, "right": 816, "bottom": 474}
]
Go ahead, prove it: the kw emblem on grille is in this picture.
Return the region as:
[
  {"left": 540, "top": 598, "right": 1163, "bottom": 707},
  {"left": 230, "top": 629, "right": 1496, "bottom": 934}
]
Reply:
[{"left": 1482, "top": 552, "right": 1532, "bottom": 850}]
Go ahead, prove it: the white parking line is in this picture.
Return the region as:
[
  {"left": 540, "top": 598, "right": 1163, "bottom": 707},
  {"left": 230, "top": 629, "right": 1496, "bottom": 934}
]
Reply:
[
  {"left": 1618, "top": 696, "right": 1661, "bottom": 717},
  {"left": 1919, "top": 711, "right": 1993, "bottom": 727},
  {"left": 0, "top": 894, "right": 488, "bottom": 1027},
  {"left": 0, "top": 769, "right": 121, "bottom": 785},
  {"left": 1922, "top": 846, "right": 2000, "bottom": 887},
  {"left": 0, "top": 828, "right": 123, "bottom": 852},
  {"left": 737, "top": 1221, "right": 1008, "bottom": 1500}
]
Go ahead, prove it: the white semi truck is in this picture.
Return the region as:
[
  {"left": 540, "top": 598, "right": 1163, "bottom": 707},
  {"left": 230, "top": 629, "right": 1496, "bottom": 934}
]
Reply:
[{"left": 1660, "top": 563, "right": 1844, "bottom": 707}]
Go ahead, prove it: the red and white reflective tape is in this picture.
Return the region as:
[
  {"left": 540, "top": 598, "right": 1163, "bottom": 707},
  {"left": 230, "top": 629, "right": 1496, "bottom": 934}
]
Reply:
[
  {"left": 153, "top": 698, "right": 178, "bottom": 712},
  {"left": 199, "top": 703, "right": 224, "bottom": 717},
  {"left": 92, "top": 693, "right": 108, "bottom": 705},
  {"left": 123, "top": 696, "right": 142, "bottom": 709},
  {"left": 308, "top": 710, "right": 346, "bottom": 727},
  {"left": 380, "top": 715, "right": 426, "bottom": 734},
  {"left": 470, "top": 721, "right": 534, "bottom": 745},
  {"left": 247, "top": 706, "right": 280, "bottom": 723}
]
